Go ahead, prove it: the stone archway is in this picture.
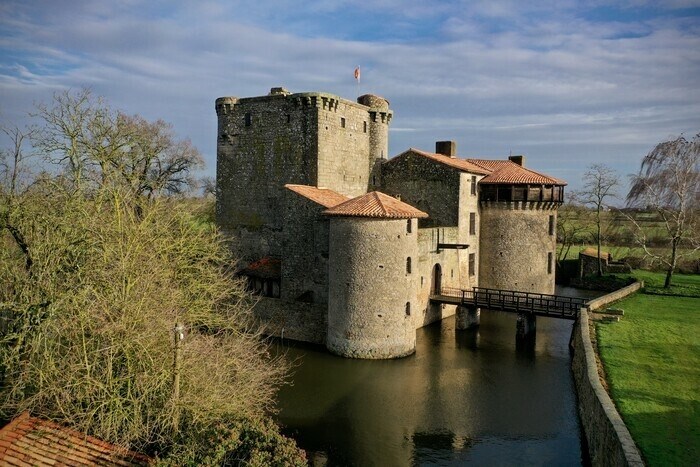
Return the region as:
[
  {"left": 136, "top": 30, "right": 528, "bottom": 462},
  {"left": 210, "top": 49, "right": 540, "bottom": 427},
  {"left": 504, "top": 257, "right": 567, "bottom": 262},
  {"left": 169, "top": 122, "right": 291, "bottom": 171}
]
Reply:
[{"left": 432, "top": 263, "right": 442, "bottom": 295}]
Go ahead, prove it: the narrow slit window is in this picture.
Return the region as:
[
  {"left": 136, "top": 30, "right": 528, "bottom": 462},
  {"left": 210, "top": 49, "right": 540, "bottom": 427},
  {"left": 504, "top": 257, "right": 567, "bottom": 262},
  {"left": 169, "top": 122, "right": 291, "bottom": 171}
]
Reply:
[
  {"left": 471, "top": 175, "right": 477, "bottom": 195},
  {"left": 469, "top": 212, "right": 476, "bottom": 235},
  {"left": 363, "top": 121, "right": 367, "bottom": 133},
  {"left": 405, "top": 302, "right": 411, "bottom": 316},
  {"left": 549, "top": 215, "right": 555, "bottom": 236},
  {"left": 406, "top": 257, "right": 412, "bottom": 274},
  {"left": 406, "top": 219, "right": 412, "bottom": 234},
  {"left": 548, "top": 252, "right": 553, "bottom": 274},
  {"left": 244, "top": 112, "right": 252, "bottom": 127},
  {"left": 469, "top": 253, "right": 475, "bottom": 276},
  {"left": 340, "top": 117, "right": 346, "bottom": 128}
]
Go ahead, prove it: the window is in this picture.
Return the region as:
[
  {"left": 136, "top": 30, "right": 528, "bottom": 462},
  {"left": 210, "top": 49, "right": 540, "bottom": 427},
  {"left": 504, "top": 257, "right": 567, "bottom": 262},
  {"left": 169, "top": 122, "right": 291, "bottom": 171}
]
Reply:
[
  {"left": 469, "top": 253, "right": 475, "bottom": 276},
  {"left": 406, "top": 219, "right": 412, "bottom": 234},
  {"left": 469, "top": 212, "right": 476, "bottom": 235},
  {"left": 471, "top": 176, "right": 477, "bottom": 195},
  {"left": 548, "top": 252, "right": 553, "bottom": 274},
  {"left": 286, "top": 114, "right": 291, "bottom": 123},
  {"left": 340, "top": 117, "right": 346, "bottom": 128},
  {"left": 244, "top": 112, "right": 252, "bottom": 127},
  {"left": 406, "top": 257, "right": 412, "bottom": 274},
  {"left": 549, "top": 215, "right": 555, "bottom": 235},
  {"left": 405, "top": 302, "right": 411, "bottom": 316},
  {"left": 363, "top": 121, "right": 367, "bottom": 133}
]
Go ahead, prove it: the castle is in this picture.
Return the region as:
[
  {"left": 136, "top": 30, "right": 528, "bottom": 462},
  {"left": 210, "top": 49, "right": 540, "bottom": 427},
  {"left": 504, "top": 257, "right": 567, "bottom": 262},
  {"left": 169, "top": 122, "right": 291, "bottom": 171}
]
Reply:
[{"left": 216, "top": 87, "right": 566, "bottom": 359}]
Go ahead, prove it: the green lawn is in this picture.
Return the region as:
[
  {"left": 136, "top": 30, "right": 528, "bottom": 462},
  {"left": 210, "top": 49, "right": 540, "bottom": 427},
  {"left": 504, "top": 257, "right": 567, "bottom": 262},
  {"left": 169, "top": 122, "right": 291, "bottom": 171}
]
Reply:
[{"left": 596, "top": 275, "right": 700, "bottom": 466}]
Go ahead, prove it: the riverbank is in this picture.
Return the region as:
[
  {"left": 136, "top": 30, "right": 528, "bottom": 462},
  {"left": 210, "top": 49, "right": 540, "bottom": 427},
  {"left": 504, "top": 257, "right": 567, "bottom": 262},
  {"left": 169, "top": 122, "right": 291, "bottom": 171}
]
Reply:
[{"left": 595, "top": 273, "right": 700, "bottom": 465}]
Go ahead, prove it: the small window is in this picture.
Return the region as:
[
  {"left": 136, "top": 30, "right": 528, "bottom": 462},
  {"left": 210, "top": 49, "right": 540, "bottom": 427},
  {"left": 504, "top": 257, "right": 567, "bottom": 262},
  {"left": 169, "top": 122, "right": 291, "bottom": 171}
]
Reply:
[
  {"left": 549, "top": 215, "right": 555, "bottom": 236},
  {"left": 244, "top": 113, "right": 252, "bottom": 127},
  {"left": 469, "top": 213, "right": 476, "bottom": 235},
  {"left": 405, "top": 302, "right": 411, "bottom": 316},
  {"left": 340, "top": 117, "right": 346, "bottom": 128},
  {"left": 469, "top": 253, "right": 475, "bottom": 276},
  {"left": 406, "top": 219, "right": 412, "bottom": 234},
  {"left": 471, "top": 176, "right": 477, "bottom": 195},
  {"left": 406, "top": 257, "right": 412, "bottom": 274},
  {"left": 363, "top": 121, "right": 367, "bottom": 133},
  {"left": 548, "top": 252, "right": 553, "bottom": 274},
  {"left": 286, "top": 114, "right": 291, "bottom": 123}
]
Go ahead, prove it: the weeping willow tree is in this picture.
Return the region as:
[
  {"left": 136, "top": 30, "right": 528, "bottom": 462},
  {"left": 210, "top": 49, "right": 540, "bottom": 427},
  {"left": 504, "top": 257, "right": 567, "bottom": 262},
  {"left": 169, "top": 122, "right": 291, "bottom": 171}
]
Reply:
[
  {"left": 0, "top": 90, "right": 305, "bottom": 465},
  {"left": 626, "top": 134, "right": 700, "bottom": 288}
]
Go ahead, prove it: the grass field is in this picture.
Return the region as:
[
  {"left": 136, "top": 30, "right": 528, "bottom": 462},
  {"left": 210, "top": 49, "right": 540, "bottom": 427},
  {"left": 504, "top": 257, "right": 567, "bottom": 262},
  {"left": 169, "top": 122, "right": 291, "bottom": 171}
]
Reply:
[{"left": 596, "top": 271, "right": 700, "bottom": 466}]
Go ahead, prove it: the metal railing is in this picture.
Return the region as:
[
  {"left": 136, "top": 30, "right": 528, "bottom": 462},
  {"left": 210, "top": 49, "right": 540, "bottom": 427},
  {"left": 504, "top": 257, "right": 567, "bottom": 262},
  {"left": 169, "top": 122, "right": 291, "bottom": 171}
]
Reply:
[{"left": 432, "top": 286, "right": 588, "bottom": 320}]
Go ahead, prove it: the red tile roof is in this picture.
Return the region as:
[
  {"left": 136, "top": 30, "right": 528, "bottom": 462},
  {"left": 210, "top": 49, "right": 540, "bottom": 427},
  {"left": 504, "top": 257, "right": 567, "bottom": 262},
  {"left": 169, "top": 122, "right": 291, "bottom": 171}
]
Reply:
[
  {"left": 399, "top": 148, "right": 566, "bottom": 185},
  {"left": 239, "top": 257, "right": 281, "bottom": 279},
  {"left": 0, "top": 412, "right": 150, "bottom": 466},
  {"left": 284, "top": 184, "right": 349, "bottom": 208},
  {"left": 403, "top": 148, "right": 491, "bottom": 175},
  {"left": 324, "top": 191, "right": 428, "bottom": 219},
  {"left": 466, "top": 159, "right": 566, "bottom": 185}
]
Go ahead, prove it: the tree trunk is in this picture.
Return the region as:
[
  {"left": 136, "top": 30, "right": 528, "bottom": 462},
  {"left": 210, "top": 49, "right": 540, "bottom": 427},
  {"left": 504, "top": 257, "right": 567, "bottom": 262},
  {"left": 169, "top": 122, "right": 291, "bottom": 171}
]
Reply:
[
  {"left": 596, "top": 213, "right": 603, "bottom": 276},
  {"left": 664, "top": 237, "right": 679, "bottom": 288}
]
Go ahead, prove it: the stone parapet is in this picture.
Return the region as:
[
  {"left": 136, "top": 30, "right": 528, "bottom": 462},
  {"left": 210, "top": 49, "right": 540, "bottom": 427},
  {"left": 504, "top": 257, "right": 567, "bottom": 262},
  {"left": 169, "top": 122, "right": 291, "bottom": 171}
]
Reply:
[{"left": 571, "top": 283, "right": 645, "bottom": 466}]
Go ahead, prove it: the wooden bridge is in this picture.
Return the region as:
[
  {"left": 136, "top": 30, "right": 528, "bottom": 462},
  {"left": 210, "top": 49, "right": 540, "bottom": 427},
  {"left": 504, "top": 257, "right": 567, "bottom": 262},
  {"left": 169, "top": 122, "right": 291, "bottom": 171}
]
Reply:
[{"left": 430, "top": 287, "right": 588, "bottom": 320}]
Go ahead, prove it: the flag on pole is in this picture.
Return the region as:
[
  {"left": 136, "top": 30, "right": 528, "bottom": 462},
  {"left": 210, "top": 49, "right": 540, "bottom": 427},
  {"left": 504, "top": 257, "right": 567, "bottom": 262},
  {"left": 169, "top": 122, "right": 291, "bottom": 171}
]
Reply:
[{"left": 354, "top": 66, "right": 361, "bottom": 83}]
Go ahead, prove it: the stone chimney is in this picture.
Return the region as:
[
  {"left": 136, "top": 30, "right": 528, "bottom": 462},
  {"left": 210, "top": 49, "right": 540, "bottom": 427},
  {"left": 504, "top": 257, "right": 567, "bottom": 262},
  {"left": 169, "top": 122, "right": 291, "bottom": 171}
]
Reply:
[
  {"left": 508, "top": 154, "right": 525, "bottom": 166},
  {"left": 436, "top": 141, "right": 457, "bottom": 158}
]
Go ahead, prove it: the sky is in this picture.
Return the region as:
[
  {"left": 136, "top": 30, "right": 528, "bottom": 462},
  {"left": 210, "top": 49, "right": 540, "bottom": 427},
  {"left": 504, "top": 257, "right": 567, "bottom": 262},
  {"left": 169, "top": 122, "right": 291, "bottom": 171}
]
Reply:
[{"left": 1, "top": 0, "right": 699, "bottom": 195}]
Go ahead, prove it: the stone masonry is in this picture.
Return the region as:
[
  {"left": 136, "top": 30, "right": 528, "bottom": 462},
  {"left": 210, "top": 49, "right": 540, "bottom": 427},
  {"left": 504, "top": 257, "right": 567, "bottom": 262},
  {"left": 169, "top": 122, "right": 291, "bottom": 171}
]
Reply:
[{"left": 216, "top": 87, "right": 566, "bottom": 359}]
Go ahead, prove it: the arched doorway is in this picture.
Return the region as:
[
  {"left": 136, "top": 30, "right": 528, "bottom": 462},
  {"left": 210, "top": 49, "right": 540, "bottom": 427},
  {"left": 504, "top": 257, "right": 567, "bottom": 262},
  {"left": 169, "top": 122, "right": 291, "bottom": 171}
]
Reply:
[{"left": 432, "top": 263, "right": 442, "bottom": 294}]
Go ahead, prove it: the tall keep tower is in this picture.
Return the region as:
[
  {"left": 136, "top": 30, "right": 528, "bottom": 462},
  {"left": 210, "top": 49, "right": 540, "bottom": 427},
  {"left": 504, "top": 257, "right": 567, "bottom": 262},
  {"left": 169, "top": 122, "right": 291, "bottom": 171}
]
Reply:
[{"left": 216, "top": 88, "right": 392, "bottom": 262}]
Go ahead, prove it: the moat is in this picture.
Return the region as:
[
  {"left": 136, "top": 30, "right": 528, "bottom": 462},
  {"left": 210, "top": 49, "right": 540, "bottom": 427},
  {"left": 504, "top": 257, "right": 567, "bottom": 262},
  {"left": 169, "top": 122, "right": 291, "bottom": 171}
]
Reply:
[{"left": 273, "top": 287, "right": 601, "bottom": 466}]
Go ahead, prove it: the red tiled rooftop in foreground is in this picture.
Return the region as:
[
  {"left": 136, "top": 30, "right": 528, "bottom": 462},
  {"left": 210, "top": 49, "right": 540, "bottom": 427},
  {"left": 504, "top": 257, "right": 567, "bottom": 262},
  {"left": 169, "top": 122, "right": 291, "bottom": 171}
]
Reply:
[
  {"left": 0, "top": 412, "right": 150, "bottom": 466},
  {"left": 466, "top": 159, "right": 566, "bottom": 185},
  {"left": 324, "top": 191, "right": 428, "bottom": 219},
  {"left": 284, "top": 184, "right": 349, "bottom": 208}
]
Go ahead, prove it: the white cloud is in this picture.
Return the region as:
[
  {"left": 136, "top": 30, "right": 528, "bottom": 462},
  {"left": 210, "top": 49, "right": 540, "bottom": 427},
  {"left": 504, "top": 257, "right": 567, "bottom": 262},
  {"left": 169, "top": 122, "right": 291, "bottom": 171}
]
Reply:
[{"left": 0, "top": 0, "right": 698, "bottom": 194}]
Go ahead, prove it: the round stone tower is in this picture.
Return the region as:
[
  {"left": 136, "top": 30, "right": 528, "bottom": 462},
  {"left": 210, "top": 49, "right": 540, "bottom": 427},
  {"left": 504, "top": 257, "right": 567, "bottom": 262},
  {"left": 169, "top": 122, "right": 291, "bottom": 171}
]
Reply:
[
  {"left": 324, "top": 192, "right": 427, "bottom": 359},
  {"left": 477, "top": 157, "right": 565, "bottom": 295},
  {"left": 357, "top": 94, "right": 392, "bottom": 190}
]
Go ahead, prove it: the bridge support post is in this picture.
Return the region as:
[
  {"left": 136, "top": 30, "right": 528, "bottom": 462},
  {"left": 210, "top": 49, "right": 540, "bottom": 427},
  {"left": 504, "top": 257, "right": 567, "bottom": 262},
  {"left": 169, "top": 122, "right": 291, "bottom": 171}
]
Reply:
[
  {"left": 516, "top": 313, "right": 536, "bottom": 339},
  {"left": 456, "top": 306, "right": 480, "bottom": 330}
]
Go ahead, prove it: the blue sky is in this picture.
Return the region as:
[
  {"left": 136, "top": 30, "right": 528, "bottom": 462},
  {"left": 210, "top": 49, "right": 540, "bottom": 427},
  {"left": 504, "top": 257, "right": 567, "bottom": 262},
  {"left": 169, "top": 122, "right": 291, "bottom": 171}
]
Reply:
[{"left": 1, "top": 0, "right": 699, "bottom": 195}]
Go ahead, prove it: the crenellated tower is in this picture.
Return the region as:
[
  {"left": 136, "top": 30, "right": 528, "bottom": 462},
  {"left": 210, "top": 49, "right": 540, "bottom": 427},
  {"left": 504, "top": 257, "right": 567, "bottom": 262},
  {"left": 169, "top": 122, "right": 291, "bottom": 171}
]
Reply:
[{"left": 357, "top": 94, "right": 392, "bottom": 191}]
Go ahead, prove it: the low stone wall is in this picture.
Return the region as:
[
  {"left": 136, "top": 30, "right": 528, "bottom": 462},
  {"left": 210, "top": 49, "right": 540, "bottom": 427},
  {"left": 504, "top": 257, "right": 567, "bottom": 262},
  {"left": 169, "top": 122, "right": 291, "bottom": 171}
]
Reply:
[
  {"left": 252, "top": 297, "right": 326, "bottom": 345},
  {"left": 571, "top": 283, "right": 644, "bottom": 466},
  {"left": 585, "top": 281, "right": 643, "bottom": 312}
]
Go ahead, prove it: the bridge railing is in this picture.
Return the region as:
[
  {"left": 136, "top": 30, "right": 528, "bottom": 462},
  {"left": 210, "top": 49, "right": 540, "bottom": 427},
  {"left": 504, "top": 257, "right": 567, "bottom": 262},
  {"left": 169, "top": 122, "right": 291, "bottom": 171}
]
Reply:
[{"left": 435, "top": 286, "right": 587, "bottom": 319}]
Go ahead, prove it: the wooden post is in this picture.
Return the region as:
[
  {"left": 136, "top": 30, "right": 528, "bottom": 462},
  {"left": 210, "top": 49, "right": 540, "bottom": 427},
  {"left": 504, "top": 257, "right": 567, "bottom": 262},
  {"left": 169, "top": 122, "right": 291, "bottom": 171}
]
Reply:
[{"left": 172, "top": 322, "right": 184, "bottom": 432}]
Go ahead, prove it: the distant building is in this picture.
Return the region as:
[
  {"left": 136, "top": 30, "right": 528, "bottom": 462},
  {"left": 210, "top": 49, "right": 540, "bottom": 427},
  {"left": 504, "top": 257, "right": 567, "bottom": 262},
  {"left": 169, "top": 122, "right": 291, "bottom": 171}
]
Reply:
[{"left": 216, "top": 88, "right": 566, "bottom": 359}]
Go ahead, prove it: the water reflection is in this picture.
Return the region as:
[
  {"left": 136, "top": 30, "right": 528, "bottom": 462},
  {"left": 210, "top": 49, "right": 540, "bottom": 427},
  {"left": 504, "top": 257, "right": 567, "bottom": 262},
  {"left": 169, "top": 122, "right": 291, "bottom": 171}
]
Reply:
[{"left": 275, "top": 291, "right": 599, "bottom": 466}]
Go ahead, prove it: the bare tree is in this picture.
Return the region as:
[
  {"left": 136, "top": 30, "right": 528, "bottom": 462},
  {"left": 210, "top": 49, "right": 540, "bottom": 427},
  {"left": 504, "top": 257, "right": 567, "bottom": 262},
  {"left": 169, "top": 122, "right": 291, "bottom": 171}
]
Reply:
[
  {"left": 580, "top": 164, "right": 620, "bottom": 276},
  {"left": 626, "top": 133, "right": 700, "bottom": 288},
  {"left": 556, "top": 192, "right": 591, "bottom": 264},
  {"left": 32, "top": 89, "right": 203, "bottom": 198}
]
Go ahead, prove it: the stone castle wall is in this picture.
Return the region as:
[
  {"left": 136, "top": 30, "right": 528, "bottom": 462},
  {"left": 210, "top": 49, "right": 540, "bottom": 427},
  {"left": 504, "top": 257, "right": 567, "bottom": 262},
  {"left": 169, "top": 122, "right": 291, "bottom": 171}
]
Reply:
[
  {"left": 216, "top": 94, "right": 318, "bottom": 260},
  {"left": 381, "top": 151, "right": 461, "bottom": 228},
  {"left": 281, "top": 191, "right": 331, "bottom": 304},
  {"left": 478, "top": 201, "right": 558, "bottom": 294},
  {"left": 216, "top": 91, "right": 385, "bottom": 262},
  {"left": 327, "top": 217, "right": 418, "bottom": 358}
]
